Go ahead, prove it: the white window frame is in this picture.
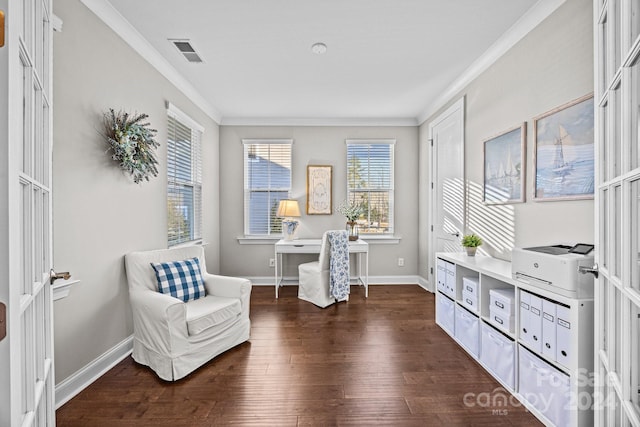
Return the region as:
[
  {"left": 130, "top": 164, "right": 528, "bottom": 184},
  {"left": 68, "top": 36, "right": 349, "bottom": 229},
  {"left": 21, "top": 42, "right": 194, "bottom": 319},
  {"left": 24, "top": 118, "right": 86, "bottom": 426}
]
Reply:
[
  {"left": 242, "top": 139, "right": 293, "bottom": 237},
  {"left": 167, "top": 103, "right": 204, "bottom": 247},
  {"left": 345, "top": 139, "right": 395, "bottom": 236}
]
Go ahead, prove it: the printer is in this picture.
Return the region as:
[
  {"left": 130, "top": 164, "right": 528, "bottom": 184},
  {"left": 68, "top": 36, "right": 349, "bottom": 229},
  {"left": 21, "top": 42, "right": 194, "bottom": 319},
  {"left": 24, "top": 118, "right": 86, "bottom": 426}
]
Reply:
[{"left": 511, "top": 244, "right": 595, "bottom": 299}]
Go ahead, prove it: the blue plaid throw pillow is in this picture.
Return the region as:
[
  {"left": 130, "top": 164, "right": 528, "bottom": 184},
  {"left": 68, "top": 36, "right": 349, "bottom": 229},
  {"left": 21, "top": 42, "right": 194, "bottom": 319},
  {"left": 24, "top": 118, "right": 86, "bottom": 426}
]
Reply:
[{"left": 150, "top": 257, "right": 205, "bottom": 302}]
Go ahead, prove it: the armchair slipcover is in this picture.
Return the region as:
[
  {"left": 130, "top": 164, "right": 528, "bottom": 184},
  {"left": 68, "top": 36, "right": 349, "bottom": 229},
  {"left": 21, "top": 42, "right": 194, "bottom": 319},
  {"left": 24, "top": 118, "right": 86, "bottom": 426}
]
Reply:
[{"left": 124, "top": 246, "right": 251, "bottom": 381}]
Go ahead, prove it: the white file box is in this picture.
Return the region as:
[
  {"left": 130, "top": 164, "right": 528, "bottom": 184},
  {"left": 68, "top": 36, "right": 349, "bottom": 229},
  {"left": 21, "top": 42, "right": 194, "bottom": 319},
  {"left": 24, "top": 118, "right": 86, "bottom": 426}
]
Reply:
[
  {"left": 520, "top": 291, "right": 531, "bottom": 343},
  {"left": 454, "top": 304, "right": 479, "bottom": 357},
  {"left": 462, "top": 276, "right": 479, "bottom": 296},
  {"left": 489, "top": 306, "right": 515, "bottom": 334},
  {"left": 461, "top": 289, "right": 478, "bottom": 313},
  {"left": 542, "top": 299, "right": 557, "bottom": 361},
  {"left": 525, "top": 293, "right": 543, "bottom": 353},
  {"left": 480, "top": 322, "right": 515, "bottom": 389},
  {"left": 556, "top": 303, "right": 572, "bottom": 368},
  {"left": 489, "top": 288, "right": 515, "bottom": 316},
  {"left": 519, "top": 346, "right": 570, "bottom": 427},
  {"left": 445, "top": 261, "right": 456, "bottom": 299},
  {"left": 436, "top": 291, "right": 455, "bottom": 335},
  {"left": 437, "top": 259, "right": 447, "bottom": 295}
]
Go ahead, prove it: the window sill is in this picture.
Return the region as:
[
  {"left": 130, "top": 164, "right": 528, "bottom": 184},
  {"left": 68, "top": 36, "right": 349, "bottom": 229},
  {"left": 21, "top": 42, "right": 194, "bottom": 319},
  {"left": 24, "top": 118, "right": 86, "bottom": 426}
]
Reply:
[
  {"left": 237, "top": 236, "right": 281, "bottom": 245},
  {"left": 237, "top": 235, "right": 401, "bottom": 245},
  {"left": 358, "top": 235, "right": 401, "bottom": 244}
]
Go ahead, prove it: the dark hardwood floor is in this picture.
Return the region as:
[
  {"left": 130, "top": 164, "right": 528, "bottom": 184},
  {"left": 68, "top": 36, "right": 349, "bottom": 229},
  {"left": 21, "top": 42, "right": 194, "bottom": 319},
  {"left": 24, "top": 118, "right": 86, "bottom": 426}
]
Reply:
[{"left": 56, "top": 285, "right": 541, "bottom": 426}]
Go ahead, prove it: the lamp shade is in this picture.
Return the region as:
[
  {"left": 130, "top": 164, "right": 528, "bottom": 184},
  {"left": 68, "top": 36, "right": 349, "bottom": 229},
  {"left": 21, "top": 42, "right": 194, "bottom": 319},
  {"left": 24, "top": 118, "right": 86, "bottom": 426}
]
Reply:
[{"left": 277, "top": 199, "right": 301, "bottom": 218}]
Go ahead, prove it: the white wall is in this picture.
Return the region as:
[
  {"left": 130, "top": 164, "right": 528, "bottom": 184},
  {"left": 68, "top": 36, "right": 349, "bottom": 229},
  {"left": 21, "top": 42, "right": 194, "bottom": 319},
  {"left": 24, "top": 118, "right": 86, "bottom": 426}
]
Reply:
[
  {"left": 219, "top": 126, "right": 419, "bottom": 279},
  {"left": 419, "top": 0, "right": 594, "bottom": 281},
  {"left": 52, "top": 0, "right": 220, "bottom": 383}
]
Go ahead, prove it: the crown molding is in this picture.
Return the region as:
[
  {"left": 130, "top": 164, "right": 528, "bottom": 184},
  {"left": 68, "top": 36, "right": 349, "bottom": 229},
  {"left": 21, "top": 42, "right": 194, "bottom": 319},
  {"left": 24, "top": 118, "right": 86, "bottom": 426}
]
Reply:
[
  {"left": 416, "top": 0, "right": 566, "bottom": 125},
  {"left": 80, "top": 0, "right": 222, "bottom": 123},
  {"left": 220, "top": 116, "right": 418, "bottom": 127}
]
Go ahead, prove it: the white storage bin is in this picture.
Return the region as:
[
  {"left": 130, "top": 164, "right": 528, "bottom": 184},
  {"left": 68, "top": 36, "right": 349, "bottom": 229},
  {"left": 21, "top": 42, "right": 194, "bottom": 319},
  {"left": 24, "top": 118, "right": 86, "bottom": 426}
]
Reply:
[
  {"left": 445, "top": 261, "right": 456, "bottom": 299},
  {"left": 462, "top": 276, "right": 479, "bottom": 297},
  {"left": 436, "top": 292, "right": 455, "bottom": 336},
  {"left": 519, "top": 346, "right": 570, "bottom": 427},
  {"left": 489, "top": 306, "right": 515, "bottom": 334},
  {"left": 461, "top": 289, "right": 478, "bottom": 313},
  {"left": 480, "top": 322, "right": 515, "bottom": 389},
  {"left": 489, "top": 288, "right": 515, "bottom": 316},
  {"left": 454, "top": 304, "right": 479, "bottom": 357}
]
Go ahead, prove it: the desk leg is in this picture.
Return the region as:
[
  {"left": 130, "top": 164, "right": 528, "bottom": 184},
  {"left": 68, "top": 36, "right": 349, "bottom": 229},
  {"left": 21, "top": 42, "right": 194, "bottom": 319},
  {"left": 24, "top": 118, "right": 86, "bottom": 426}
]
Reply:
[
  {"left": 365, "top": 251, "right": 369, "bottom": 298},
  {"left": 275, "top": 248, "right": 279, "bottom": 299}
]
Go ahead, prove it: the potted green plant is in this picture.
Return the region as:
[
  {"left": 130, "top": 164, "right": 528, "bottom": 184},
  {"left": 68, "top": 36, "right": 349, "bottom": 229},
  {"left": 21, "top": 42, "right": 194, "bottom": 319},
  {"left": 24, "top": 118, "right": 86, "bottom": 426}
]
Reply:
[{"left": 461, "top": 233, "right": 482, "bottom": 257}]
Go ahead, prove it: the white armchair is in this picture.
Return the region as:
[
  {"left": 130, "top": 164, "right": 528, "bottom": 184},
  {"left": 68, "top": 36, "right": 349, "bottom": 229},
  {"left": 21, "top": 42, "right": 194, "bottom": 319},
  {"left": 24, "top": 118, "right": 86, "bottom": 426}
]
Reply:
[{"left": 124, "top": 245, "right": 251, "bottom": 381}]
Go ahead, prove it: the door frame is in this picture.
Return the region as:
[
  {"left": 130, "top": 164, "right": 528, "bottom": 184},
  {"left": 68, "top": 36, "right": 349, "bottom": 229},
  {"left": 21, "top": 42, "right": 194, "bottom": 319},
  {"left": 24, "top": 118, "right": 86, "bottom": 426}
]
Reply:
[{"left": 428, "top": 97, "right": 465, "bottom": 290}]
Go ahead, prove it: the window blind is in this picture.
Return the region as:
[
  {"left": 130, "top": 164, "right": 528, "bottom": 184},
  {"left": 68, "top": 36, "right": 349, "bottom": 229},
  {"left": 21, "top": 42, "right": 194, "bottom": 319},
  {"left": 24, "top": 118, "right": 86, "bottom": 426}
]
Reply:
[
  {"left": 346, "top": 140, "right": 395, "bottom": 234},
  {"left": 243, "top": 140, "right": 292, "bottom": 235},
  {"left": 167, "top": 111, "right": 202, "bottom": 246}
]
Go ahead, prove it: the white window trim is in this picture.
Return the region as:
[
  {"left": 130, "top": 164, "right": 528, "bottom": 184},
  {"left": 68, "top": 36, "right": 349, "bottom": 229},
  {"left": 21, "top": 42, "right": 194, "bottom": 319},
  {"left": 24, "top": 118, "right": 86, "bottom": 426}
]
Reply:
[{"left": 167, "top": 102, "right": 204, "bottom": 134}]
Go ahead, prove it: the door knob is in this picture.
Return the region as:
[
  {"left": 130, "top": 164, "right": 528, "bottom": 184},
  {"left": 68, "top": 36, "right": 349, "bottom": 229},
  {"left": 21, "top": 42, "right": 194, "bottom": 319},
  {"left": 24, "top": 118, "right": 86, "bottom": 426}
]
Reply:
[{"left": 578, "top": 263, "right": 599, "bottom": 279}]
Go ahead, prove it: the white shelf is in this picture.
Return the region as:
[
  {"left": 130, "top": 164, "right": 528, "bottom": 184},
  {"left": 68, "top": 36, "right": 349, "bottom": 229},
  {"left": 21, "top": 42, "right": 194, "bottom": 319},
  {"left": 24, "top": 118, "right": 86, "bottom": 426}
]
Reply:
[
  {"left": 52, "top": 277, "right": 79, "bottom": 301},
  {"left": 435, "top": 252, "right": 594, "bottom": 427}
]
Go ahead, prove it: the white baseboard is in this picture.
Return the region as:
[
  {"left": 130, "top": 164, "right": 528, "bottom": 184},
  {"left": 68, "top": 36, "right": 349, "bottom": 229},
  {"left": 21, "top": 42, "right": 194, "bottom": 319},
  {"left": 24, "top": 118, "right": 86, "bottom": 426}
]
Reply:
[
  {"left": 55, "top": 335, "right": 133, "bottom": 409},
  {"left": 246, "top": 275, "right": 428, "bottom": 287},
  {"left": 417, "top": 275, "right": 433, "bottom": 293}
]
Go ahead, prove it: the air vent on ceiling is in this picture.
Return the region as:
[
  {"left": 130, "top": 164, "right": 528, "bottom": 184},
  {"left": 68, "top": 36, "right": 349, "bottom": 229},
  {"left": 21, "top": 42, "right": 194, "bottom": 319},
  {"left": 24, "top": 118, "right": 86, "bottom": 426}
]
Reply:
[{"left": 170, "top": 39, "right": 203, "bottom": 63}]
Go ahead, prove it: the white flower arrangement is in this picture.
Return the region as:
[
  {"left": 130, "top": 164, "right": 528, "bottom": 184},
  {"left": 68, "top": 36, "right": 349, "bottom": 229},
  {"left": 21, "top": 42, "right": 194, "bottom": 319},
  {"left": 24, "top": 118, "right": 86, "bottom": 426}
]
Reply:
[{"left": 337, "top": 200, "right": 364, "bottom": 222}]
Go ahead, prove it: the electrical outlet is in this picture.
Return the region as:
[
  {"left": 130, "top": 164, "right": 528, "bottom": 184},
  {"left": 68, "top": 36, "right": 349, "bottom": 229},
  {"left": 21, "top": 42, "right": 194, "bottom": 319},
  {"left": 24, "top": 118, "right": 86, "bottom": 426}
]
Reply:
[
  {"left": 398, "top": 258, "right": 404, "bottom": 267},
  {"left": 269, "top": 258, "right": 275, "bottom": 267}
]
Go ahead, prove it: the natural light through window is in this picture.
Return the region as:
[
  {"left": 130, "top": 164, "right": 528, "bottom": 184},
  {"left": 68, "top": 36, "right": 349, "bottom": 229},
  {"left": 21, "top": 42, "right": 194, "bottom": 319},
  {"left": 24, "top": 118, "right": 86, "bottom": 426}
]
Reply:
[
  {"left": 243, "top": 139, "right": 293, "bottom": 236},
  {"left": 346, "top": 139, "right": 395, "bottom": 235},
  {"left": 167, "top": 103, "right": 203, "bottom": 247}
]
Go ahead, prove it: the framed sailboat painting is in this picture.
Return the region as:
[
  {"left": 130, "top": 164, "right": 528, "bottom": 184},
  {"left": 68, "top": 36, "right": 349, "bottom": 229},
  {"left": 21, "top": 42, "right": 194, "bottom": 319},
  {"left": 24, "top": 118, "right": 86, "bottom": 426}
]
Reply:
[
  {"left": 533, "top": 94, "right": 594, "bottom": 201},
  {"left": 483, "top": 123, "right": 526, "bottom": 204}
]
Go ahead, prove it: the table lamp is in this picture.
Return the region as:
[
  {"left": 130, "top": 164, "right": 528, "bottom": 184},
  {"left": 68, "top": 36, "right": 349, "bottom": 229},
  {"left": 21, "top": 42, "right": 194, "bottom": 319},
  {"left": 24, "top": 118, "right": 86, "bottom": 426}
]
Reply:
[{"left": 277, "top": 199, "right": 301, "bottom": 241}]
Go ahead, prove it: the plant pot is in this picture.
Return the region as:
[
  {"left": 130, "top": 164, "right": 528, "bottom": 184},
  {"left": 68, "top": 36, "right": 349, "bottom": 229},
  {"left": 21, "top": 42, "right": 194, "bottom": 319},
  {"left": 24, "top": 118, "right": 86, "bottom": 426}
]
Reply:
[{"left": 464, "top": 246, "right": 477, "bottom": 257}]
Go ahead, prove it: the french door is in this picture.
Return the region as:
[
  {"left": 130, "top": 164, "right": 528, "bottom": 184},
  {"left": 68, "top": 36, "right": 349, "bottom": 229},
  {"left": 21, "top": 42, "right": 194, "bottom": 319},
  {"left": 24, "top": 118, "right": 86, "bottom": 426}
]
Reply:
[
  {"left": 0, "top": 0, "right": 55, "bottom": 425},
  {"left": 594, "top": 0, "right": 640, "bottom": 425}
]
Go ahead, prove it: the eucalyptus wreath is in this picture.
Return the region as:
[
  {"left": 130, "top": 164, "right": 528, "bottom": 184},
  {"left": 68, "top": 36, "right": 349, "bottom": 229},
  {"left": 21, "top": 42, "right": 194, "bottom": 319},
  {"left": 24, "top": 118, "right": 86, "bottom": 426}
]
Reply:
[{"left": 103, "top": 109, "right": 159, "bottom": 184}]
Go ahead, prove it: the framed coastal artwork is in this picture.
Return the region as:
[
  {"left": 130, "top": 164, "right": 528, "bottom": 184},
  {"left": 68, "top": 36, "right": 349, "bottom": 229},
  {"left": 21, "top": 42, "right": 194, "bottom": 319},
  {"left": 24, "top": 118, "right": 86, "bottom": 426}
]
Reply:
[
  {"left": 483, "top": 123, "right": 526, "bottom": 204},
  {"left": 306, "top": 165, "right": 332, "bottom": 214},
  {"left": 533, "top": 94, "right": 594, "bottom": 201}
]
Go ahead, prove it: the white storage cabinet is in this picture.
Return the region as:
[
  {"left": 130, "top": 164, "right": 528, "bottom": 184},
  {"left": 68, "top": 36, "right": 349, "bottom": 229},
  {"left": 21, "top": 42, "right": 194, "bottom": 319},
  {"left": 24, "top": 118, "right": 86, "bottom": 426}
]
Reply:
[{"left": 435, "top": 252, "right": 594, "bottom": 427}]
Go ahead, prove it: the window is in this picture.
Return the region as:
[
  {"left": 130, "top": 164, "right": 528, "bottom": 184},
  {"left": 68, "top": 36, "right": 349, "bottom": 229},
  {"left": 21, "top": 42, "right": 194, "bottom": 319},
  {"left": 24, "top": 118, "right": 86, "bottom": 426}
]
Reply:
[
  {"left": 243, "top": 139, "right": 292, "bottom": 236},
  {"left": 346, "top": 139, "right": 395, "bottom": 235},
  {"left": 167, "top": 104, "right": 203, "bottom": 246}
]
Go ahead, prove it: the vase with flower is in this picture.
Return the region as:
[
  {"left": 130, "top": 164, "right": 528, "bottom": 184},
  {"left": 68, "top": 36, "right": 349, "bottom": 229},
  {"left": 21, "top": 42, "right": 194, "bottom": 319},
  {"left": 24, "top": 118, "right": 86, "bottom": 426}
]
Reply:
[{"left": 338, "top": 201, "right": 364, "bottom": 241}]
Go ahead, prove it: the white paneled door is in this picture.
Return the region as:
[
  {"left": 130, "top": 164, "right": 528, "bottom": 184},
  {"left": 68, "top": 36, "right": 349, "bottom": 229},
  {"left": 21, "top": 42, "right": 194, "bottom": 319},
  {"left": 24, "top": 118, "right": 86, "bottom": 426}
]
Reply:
[
  {"left": 430, "top": 97, "right": 465, "bottom": 287},
  {"left": 0, "top": 0, "right": 55, "bottom": 425},
  {"left": 594, "top": 0, "right": 640, "bottom": 425}
]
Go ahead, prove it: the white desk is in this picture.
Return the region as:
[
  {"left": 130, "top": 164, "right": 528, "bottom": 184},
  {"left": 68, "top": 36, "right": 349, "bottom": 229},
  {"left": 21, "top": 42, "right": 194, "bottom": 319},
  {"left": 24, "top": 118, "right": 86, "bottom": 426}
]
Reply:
[{"left": 274, "top": 239, "right": 369, "bottom": 298}]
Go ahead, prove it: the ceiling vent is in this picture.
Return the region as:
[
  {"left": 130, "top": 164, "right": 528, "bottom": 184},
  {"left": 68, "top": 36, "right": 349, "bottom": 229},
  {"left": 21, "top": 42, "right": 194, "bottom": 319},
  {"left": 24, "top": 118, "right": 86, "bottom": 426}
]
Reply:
[{"left": 170, "top": 39, "right": 203, "bottom": 63}]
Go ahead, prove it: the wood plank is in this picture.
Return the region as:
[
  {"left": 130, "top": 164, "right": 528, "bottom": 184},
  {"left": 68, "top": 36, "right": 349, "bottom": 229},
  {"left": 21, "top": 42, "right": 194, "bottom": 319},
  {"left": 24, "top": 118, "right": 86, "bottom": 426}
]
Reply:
[{"left": 56, "top": 285, "right": 540, "bottom": 426}]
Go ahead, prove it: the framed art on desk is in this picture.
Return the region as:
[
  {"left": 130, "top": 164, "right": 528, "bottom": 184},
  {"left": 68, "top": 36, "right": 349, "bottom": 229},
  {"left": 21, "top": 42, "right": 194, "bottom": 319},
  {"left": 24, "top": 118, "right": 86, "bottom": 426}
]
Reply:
[{"left": 307, "top": 165, "right": 332, "bottom": 214}]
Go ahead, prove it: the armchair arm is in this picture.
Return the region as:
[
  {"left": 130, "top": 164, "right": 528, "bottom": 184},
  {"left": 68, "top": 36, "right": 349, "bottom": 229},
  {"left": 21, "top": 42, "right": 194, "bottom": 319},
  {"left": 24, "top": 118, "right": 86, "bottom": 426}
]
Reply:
[
  {"left": 129, "top": 289, "right": 188, "bottom": 356},
  {"left": 202, "top": 273, "right": 252, "bottom": 316}
]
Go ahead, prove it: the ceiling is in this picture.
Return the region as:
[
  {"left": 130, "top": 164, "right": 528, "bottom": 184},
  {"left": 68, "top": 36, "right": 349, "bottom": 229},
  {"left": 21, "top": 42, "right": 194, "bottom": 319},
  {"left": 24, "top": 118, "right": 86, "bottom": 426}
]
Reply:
[{"left": 102, "top": 0, "right": 545, "bottom": 125}]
